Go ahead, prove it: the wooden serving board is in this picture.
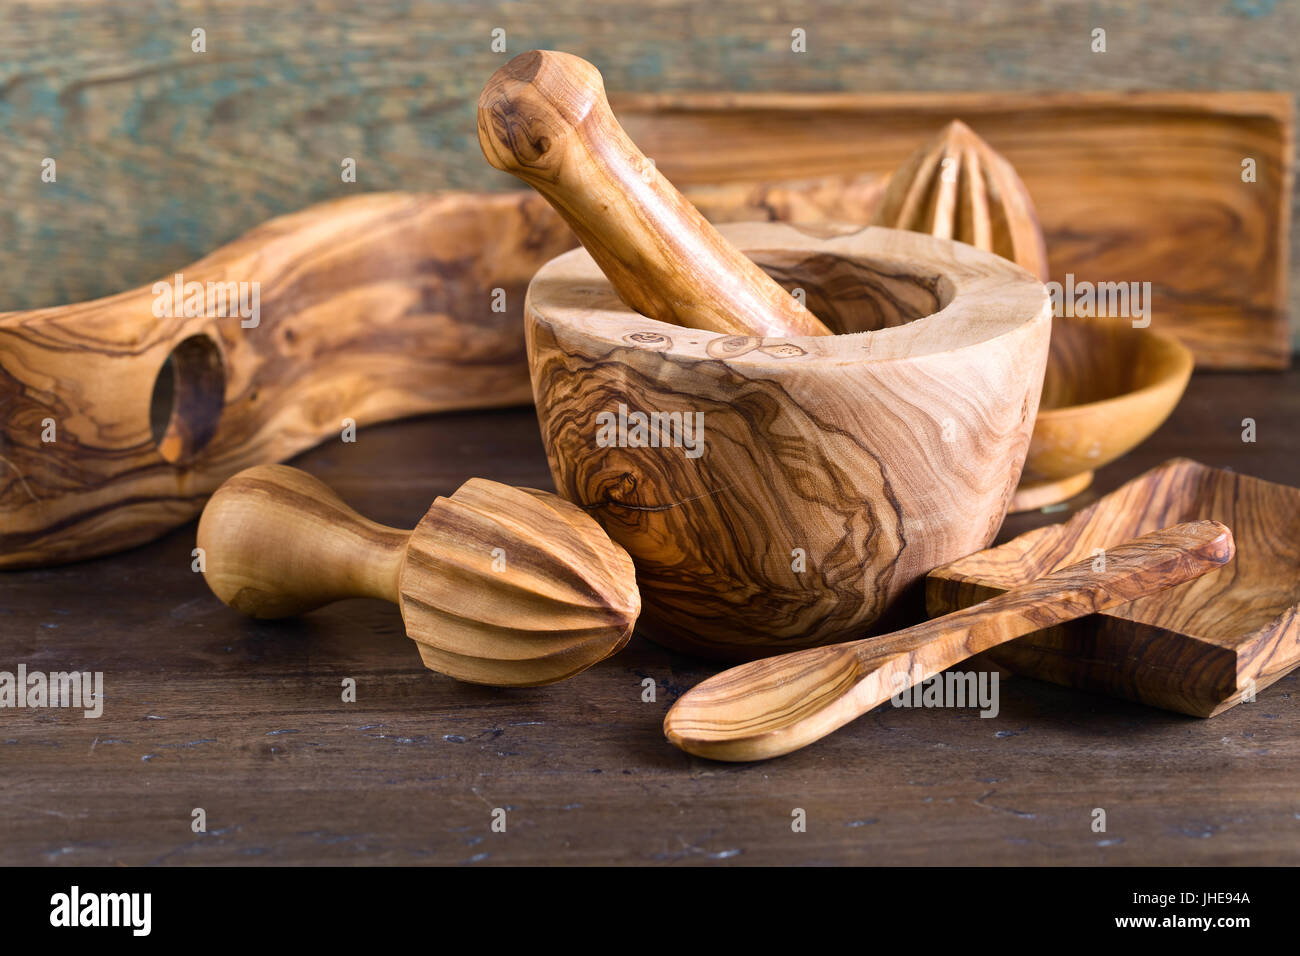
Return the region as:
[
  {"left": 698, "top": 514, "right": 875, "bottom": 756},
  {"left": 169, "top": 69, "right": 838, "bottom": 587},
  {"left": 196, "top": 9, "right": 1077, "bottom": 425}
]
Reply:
[
  {"left": 0, "top": 177, "right": 877, "bottom": 570},
  {"left": 615, "top": 91, "right": 1295, "bottom": 369},
  {"left": 926, "top": 458, "right": 1300, "bottom": 717}
]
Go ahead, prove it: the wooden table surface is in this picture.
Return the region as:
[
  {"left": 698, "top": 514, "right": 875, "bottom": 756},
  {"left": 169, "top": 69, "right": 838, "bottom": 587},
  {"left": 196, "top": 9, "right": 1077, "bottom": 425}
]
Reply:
[{"left": 2, "top": 367, "right": 1297, "bottom": 866}]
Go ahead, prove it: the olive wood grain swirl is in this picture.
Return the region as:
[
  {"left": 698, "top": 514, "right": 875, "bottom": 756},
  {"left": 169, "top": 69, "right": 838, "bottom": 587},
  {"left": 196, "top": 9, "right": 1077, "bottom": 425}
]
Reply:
[
  {"left": 478, "top": 50, "right": 832, "bottom": 338},
  {"left": 612, "top": 90, "right": 1293, "bottom": 370},
  {"left": 664, "top": 520, "right": 1234, "bottom": 761},
  {"left": 197, "top": 465, "right": 640, "bottom": 687},
  {"left": 2, "top": 178, "right": 853, "bottom": 571},
  {"left": 866, "top": 119, "right": 1195, "bottom": 512},
  {"left": 0, "top": 191, "right": 575, "bottom": 570},
  {"left": 526, "top": 221, "right": 1052, "bottom": 660},
  {"left": 927, "top": 457, "right": 1300, "bottom": 717}
]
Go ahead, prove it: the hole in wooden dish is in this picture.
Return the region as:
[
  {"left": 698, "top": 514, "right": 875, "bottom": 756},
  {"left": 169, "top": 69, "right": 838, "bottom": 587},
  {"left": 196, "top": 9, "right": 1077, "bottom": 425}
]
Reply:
[
  {"left": 150, "top": 335, "right": 225, "bottom": 464},
  {"left": 749, "top": 249, "right": 954, "bottom": 334}
]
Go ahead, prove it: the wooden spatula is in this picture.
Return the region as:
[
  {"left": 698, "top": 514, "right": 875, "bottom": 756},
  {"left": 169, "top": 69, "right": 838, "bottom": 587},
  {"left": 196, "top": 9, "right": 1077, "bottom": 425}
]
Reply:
[
  {"left": 477, "top": 49, "right": 833, "bottom": 338},
  {"left": 664, "top": 520, "right": 1234, "bottom": 761},
  {"left": 197, "top": 465, "right": 640, "bottom": 687}
]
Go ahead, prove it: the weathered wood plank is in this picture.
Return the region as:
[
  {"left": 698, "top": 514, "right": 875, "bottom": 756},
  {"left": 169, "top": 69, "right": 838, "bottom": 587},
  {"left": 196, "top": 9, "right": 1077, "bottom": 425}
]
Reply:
[{"left": 2, "top": 0, "right": 1297, "bottom": 351}]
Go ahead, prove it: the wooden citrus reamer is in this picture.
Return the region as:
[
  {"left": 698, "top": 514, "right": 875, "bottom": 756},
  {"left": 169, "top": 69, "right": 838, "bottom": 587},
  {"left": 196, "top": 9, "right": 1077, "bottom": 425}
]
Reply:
[
  {"left": 197, "top": 465, "right": 640, "bottom": 687},
  {"left": 664, "top": 520, "right": 1234, "bottom": 761}
]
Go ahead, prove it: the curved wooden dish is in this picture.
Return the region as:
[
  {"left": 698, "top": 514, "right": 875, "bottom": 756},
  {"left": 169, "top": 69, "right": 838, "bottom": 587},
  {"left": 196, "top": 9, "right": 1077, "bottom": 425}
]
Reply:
[
  {"left": 1010, "top": 317, "right": 1194, "bottom": 512},
  {"left": 0, "top": 191, "right": 574, "bottom": 569},
  {"left": 0, "top": 176, "right": 871, "bottom": 570},
  {"left": 526, "top": 221, "right": 1052, "bottom": 660}
]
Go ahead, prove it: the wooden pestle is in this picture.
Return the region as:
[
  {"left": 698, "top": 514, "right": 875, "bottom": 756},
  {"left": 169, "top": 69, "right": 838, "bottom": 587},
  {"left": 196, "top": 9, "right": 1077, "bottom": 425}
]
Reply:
[
  {"left": 197, "top": 465, "right": 640, "bottom": 687},
  {"left": 663, "top": 520, "right": 1235, "bottom": 761},
  {"left": 477, "top": 50, "right": 833, "bottom": 338}
]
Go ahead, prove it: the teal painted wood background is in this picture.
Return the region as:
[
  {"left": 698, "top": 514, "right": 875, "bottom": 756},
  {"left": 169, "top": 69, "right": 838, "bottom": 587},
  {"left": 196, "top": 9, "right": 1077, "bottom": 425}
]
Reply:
[{"left": 1, "top": 0, "right": 1296, "bottom": 339}]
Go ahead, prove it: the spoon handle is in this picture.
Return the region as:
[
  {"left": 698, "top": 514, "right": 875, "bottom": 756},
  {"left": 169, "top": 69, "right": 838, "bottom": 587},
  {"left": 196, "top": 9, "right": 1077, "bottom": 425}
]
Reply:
[
  {"left": 845, "top": 519, "right": 1234, "bottom": 706},
  {"left": 477, "top": 50, "right": 832, "bottom": 339},
  {"left": 664, "top": 520, "right": 1234, "bottom": 761}
]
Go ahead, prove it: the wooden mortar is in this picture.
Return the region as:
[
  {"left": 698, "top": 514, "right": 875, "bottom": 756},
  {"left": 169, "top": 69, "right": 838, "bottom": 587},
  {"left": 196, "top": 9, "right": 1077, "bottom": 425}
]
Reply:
[{"left": 525, "top": 221, "right": 1052, "bottom": 660}]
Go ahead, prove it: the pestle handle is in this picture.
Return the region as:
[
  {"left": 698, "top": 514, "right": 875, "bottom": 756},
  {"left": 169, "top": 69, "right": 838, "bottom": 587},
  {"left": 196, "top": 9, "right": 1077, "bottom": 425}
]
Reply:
[
  {"left": 196, "top": 465, "right": 409, "bottom": 618},
  {"left": 477, "top": 50, "right": 833, "bottom": 339},
  {"left": 664, "top": 520, "right": 1235, "bottom": 761}
]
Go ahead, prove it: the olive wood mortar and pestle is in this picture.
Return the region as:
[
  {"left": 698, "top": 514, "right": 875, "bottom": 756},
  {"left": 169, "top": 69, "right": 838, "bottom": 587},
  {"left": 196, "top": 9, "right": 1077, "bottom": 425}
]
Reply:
[{"left": 480, "top": 51, "right": 1052, "bottom": 661}]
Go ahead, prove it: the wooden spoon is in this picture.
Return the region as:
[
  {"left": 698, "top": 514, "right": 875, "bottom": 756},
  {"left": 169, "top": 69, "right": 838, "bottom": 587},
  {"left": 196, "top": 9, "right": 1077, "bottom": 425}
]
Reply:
[
  {"left": 197, "top": 465, "right": 640, "bottom": 687},
  {"left": 663, "top": 520, "right": 1234, "bottom": 761},
  {"left": 477, "top": 49, "right": 833, "bottom": 339}
]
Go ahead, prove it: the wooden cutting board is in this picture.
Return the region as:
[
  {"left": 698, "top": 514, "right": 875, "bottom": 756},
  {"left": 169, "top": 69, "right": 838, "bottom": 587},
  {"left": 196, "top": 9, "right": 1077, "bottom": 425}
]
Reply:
[
  {"left": 926, "top": 458, "right": 1300, "bottom": 717},
  {"left": 615, "top": 91, "right": 1295, "bottom": 370}
]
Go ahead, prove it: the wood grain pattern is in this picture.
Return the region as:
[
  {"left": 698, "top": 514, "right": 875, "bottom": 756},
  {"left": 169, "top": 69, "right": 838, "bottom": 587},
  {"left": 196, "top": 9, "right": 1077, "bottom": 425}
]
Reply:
[
  {"left": 526, "top": 220, "right": 1051, "bottom": 660},
  {"left": 5, "top": 1, "right": 1296, "bottom": 353},
  {"left": 928, "top": 457, "right": 1300, "bottom": 717},
  {"left": 0, "top": 176, "right": 864, "bottom": 571},
  {"left": 866, "top": 117, "right": 1195, "bottom": 510},
  {"left": 478, "top": 50, "right": 831, "bottom": 338},
  {"left": 685, "top": 173, "right": 885, "bottom": 227},
  {"left": 664, "top": 520, "right": 1234, "bottom": 761},
  {"left": 197, "top": 465, "right": 640, "bottom": 686},
  {"left": 617, "top": 91, "right": 1294, "bottom": 368},
  {"left": 0, "top": 368, "right": 1296, "bottom": 866},
  {"left": 871, "top": 119, "right": 1049, "bottom": 281},
  {"left": 1011, "top": 317, "right": 1193, "bottom": 511},
  {"left": 0, "top": 190, "right": 573, "bottom": 569}
]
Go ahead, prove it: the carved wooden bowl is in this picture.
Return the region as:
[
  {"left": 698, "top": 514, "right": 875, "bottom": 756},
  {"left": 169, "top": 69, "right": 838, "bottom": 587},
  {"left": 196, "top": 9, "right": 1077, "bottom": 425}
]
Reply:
[
  {"left": 525, "top": 221, "right": 1052, "bottom": 660},
  {"left": 1010, "top": 317, "right": 1194, "bottom": 512}
]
